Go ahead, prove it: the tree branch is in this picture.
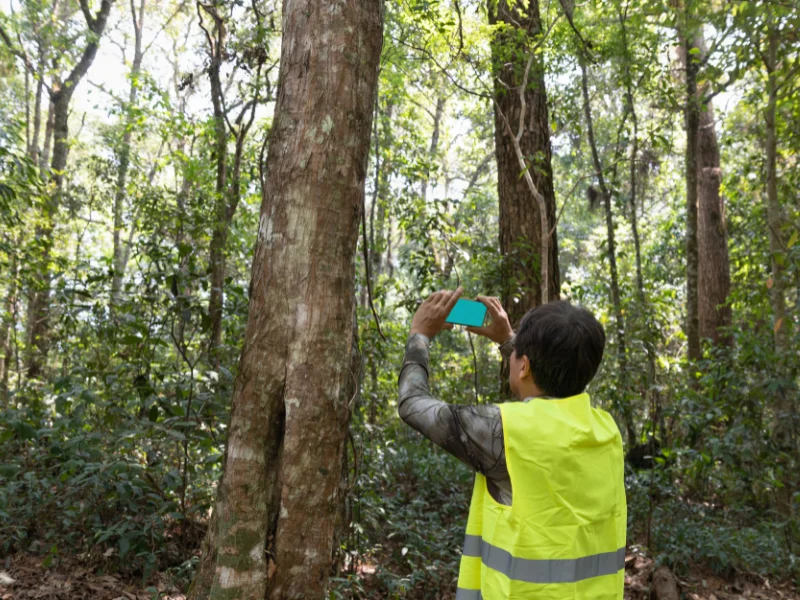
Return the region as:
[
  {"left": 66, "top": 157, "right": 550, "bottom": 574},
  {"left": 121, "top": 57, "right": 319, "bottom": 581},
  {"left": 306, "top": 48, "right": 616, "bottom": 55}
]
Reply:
[
  {"left": 79, "top": 0, "right": 96, "bottom": 29},
  {"left": 0, "top": 23, "right": 46, "bottom": 89}
]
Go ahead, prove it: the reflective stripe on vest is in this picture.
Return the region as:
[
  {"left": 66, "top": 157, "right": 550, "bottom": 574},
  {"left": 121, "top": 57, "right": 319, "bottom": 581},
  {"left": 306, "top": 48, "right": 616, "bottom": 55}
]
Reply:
[
  {"left": 456, "top": 394, "right": 627, "bottom": 599},
  {"left": 455, "top": 589, "right": 482, "bottom": 600},
  {"left": 461, "top": 534, "right": 626, "bottom": 583}
]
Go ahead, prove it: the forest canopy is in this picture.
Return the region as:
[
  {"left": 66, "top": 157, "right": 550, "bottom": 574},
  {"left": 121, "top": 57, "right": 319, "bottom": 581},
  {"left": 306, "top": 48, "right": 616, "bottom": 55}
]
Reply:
[{"left": 0, "top": 0, "right": 798, "bottom": 598}]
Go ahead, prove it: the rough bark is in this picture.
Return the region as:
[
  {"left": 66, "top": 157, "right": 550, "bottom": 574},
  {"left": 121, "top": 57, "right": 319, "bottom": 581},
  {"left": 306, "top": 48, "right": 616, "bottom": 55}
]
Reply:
[
  {"left": 579, "top": 60, "right": 636, "bottom": 444},
  {"left": 489, "top": 0, "right": 559, "bottom": 397},
  {"left": 489, "top": 0, "right": 560, "bottom": 330},
  {"left": 111, "top": 0, "right": 147, "bottom": 305},
  {"left": 188, "top": 0, "right": 382, "bottom": 598},
  {"left": 677, "top": 34, "right": 732, "bottom": 347},
  {"left": 25, "top": 0, "right": 115, "bottom": 379},
  {"left": 332, "top": 311, "right": 361, "bottom": 572}
]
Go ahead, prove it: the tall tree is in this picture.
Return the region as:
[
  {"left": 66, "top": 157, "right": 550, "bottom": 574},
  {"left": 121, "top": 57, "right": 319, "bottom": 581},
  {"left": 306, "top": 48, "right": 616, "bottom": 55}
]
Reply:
[
  {"left": 187, "top": 0, "right": 383, "bottom": 597},
  {"left": 579, "top": 59, "right": 636, "bottom": 443},
  {"left": 17, "top": 0, "right": 115, "bottom": 378},
  {"left": 679, "top": 33, "right": 732, "bottom": 347},
  {"left": 488, "top": 0, "right": 559, "bottom": 399},
  {"left": 676, "top": 2, "right": 702, "bottom": 369},
  {"left": 111, "top": 0, "right": 148, "bottom": 304},
  {"left": 489, "top": 0, "right": 560, "bottom": 329},
  {"left": 198, "top": 1, "right": 268, "bottom": 369},
  {"left": 738, "top": 0, "right": 800, "bottom": 517}
]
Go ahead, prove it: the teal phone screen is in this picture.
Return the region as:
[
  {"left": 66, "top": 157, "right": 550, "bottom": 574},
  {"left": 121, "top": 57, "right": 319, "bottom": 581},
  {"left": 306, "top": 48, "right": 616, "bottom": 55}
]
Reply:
[{"left": 445, "top": 299, "right": 488, "bottom": 327}]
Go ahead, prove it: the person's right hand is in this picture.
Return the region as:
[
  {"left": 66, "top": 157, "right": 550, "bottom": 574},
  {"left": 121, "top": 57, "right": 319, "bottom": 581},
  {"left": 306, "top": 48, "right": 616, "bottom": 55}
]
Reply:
[{"left": 466, "top": 296, "right": 514, "bottom": 345}]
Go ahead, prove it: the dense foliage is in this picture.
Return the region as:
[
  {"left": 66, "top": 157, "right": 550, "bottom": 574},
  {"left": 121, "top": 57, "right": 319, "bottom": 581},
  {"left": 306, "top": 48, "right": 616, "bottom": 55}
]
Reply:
[{"left": 0, "top": 0, "right": 798, "bottom": 595}]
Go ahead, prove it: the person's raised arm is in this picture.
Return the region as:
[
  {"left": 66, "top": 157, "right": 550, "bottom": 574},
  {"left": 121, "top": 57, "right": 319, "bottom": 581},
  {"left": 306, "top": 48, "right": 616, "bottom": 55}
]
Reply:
[{"left": 397, "top": 288, "right": 505, "bottom": 477}]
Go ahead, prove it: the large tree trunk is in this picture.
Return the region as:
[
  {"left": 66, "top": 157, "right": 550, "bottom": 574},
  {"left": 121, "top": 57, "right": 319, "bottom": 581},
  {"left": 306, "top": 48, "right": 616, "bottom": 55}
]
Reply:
[
  {"left": 25, "top": 0, "right": 115, "bottom": 379},
  {"left": 187, "top": 0, "right": 382, "bottom": 598},
  {"left": 687, "top": 36, "right": 732, "bottom": 347},
  {"left": 111, "top": 0, "right": 147, "bottom": 305},
  {"left": 489, "top": 0, "right": 559, "bottom": 397},
  {"left": 490, "top": 0, "right": 559, "bottom": 327}
]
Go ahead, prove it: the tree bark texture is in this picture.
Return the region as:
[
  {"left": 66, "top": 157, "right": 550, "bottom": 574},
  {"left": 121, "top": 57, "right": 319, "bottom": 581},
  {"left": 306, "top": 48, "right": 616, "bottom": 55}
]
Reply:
[
  {"left": 489, "top": 0, "right": 560, "bottom": 331},
  {"left": 680, "top": 34, "right": 732, "bottom": 347},
  {"left": 26, "top": 0, "right": 115, "bottom": 378},
  {"left": 188, "top": 0, "right": 383, "bottom": 598}
]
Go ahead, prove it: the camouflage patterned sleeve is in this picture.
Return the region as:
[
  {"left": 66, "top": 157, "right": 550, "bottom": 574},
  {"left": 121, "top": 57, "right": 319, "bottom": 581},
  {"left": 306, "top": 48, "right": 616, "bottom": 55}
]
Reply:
[
  {"left": 498, "top": 335, "right": 516, "bottom": 360},
  {"left": 397, "top": 333, "right": 511, "bottom": 504}
]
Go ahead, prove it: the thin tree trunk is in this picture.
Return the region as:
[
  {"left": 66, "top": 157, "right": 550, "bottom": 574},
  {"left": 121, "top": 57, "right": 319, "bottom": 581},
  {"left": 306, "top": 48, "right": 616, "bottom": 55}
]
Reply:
[
  {"left": 370, "top": 103, "right": 392, "bottom": 281},
  {"left": 763, "top": 10, "right": 794, "bottom": 518},
  {"left": 678, "top": 14, "right": 701, "bottom": 369},
  {"left": 1, "top": 247, "right": 18, "bottom": 403},
  {"left": 112, "top": 0, "right": 147, "bottom": 305},
  {"left": 28, "top": 43, "right": 47, "bottom": 163},
  {"left": 579, "top": 60, "right": 636, "bottom": 443},
  {"left": 202, "top": 4, "right": 261, "bottom": 370},
  {"left": 188, "top": 0, "right": 382, "bottom": 597},
  {"left": 422, "top": 94, "right": 447, "bottom": 270},
  {"left": 619, "top": 7, "right": 659, "bottom": 437},
  {"left": 39, "top": 97, "right": 54, "bottom": 178},
  {"left": 764, "top": 25, "right": 786, "bottom": 356},
  {"left": 203, "top": 2, "right": 229, "bottom": 370},
  {"left": 26, "top": 0, "right": 115, "bottom": 378}
]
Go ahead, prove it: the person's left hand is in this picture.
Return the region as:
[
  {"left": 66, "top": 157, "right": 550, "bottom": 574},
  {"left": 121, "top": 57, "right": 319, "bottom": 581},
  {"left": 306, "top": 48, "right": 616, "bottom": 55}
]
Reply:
[{"left": 409, "top": 287, "right": 463, "bottom": 339}]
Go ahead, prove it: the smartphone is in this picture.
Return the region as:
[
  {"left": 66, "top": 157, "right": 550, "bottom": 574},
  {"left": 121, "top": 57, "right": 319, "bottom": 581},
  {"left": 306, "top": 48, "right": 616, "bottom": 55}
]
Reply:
[{"left": 446, "top": 298, "right": 488, "bottom": 328}]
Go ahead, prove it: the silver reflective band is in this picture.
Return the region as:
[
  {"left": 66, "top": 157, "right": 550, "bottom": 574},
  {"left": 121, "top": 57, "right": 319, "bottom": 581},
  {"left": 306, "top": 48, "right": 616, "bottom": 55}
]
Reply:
[
  {"left": 455, "top": 588, "right": 482, "bottom": 600},
  {"left": 462, "top": 534, "right": 625, "bottom": 584}
]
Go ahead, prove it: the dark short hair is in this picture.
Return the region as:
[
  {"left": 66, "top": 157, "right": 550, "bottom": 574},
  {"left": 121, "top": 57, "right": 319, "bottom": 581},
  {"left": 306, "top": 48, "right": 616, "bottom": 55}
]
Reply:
[{"left": 513, "top": 301, "right": 605, "bottom": 397}]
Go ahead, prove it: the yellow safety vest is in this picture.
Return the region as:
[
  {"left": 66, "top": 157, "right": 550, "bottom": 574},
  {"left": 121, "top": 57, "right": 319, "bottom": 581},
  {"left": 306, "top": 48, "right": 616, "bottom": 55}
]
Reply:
[{"left": 456, "top": 393, "right": 626, "bottom": 600}]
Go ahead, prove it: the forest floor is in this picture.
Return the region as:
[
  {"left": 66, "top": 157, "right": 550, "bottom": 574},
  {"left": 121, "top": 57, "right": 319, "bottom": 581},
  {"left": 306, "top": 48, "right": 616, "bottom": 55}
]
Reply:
[{"left": 0, "top": 552, "right": 797, "bottom": 600}]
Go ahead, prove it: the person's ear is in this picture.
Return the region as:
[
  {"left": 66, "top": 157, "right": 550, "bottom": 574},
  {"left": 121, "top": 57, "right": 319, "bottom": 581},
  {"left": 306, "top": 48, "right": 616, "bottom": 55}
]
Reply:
[{"left": 520, "top": 354, "right": 531, "bottom": 380}]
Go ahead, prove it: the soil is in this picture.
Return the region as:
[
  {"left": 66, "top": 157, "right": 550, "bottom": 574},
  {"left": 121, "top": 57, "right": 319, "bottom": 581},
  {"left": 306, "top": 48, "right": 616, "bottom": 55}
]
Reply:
[{"left": 1, "top": 551, "right": 797, "bottom": 599}]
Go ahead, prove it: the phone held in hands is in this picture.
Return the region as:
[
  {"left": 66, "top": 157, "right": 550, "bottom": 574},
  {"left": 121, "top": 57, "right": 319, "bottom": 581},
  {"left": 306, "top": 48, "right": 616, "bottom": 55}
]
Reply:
[{"left": 445, "top": 298, "right": 488, "bottom": 327}]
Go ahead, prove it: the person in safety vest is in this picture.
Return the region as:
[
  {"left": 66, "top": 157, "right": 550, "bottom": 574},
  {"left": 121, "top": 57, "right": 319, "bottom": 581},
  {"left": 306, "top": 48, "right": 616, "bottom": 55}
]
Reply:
[{"left": 398, "top": 287, "right": 626, "bottom": 600}]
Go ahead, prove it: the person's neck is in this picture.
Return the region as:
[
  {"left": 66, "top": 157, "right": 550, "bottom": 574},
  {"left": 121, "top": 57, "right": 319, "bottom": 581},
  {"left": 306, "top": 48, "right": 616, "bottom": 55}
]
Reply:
[{"left": 516, "top": 382, "right": 546, "bottom": 401}]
